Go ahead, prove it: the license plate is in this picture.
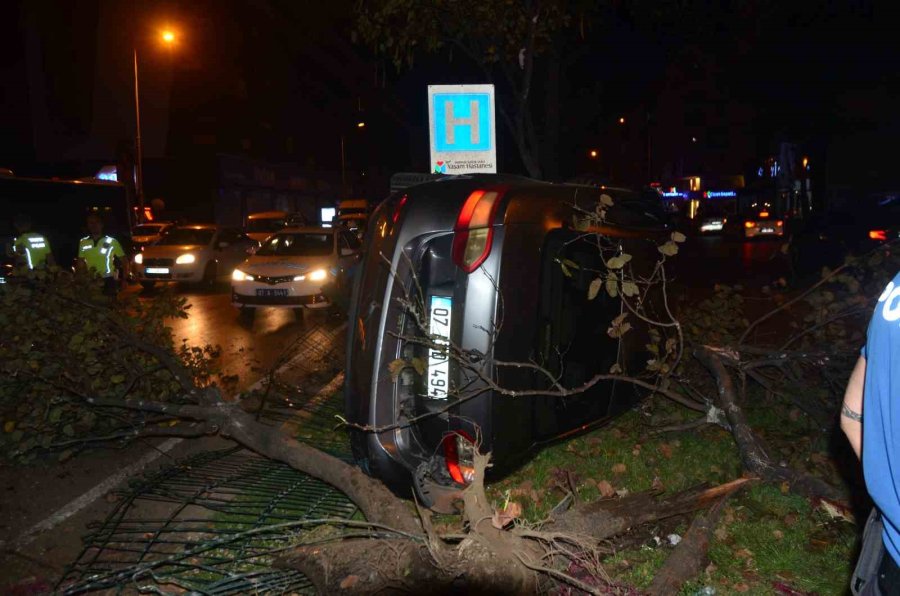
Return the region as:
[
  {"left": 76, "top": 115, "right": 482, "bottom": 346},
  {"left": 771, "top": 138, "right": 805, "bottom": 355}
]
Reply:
[
  {"left": 146, "top": 267, "right": 170, "bottom": 274},
  {"left": 256, "top": 289, "right": 289, "bottom": 297},
  {"left": 427, "top": 295, "right": 452, "bottom": 399},
  {"left": 761, "top": 227, "right": 775, "bottom": 233}
]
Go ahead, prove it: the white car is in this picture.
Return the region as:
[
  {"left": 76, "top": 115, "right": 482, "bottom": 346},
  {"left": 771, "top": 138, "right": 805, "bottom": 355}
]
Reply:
[
  {"left": 231, "top": 226, "right": 361, "bottom": 314},
  {"left": 134, "top": 224, "right": 256, "bottom": 289},
  {"left": 130, "top": 222, "right": 174, "bottom": 251}
]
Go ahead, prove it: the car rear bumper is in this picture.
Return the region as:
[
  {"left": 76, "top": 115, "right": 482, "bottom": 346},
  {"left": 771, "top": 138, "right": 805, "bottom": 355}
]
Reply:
[{"left": 745, "top": 227, "right": 784, "bottom": 238}]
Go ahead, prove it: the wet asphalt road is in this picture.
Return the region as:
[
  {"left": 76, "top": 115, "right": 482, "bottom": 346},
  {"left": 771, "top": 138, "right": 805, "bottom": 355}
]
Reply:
[{"left": 132, "top": 282, "right": 341, "bottom": 394}]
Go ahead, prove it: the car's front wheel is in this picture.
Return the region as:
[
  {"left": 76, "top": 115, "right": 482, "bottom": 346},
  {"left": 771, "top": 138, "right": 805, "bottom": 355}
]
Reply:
[{"left": 201, "top": 262, "right": 217, "bottom": 287}]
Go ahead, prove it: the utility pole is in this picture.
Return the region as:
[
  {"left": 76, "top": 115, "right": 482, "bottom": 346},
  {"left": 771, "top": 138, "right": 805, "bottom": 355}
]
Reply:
[{"left": 133, "top": 47, "right": 145, "bottom": 220}]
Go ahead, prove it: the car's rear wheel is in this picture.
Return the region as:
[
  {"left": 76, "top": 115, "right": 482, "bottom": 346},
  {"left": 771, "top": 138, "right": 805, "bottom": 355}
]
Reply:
[
  {"left": 140, "top": 281, "right": 155, "bottom": 291},
  {"left": 239, "top": 306, "right": 255, "bottom": 320}
]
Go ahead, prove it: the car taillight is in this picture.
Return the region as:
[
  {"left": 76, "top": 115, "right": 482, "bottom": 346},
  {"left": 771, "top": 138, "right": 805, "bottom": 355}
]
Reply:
[
  {"left": 392, "top": 194, "right": 408, "bottom": 224},
  {"left": 443, "top": 431, "right": 476, "bottom": 485},
  {"left": 776, "top": 220, "right": 783, "bottom": 227},
  {"left": 870, "top": 230, "right": 888, "bottom": 241},
  {"left": 745, "top": 221, "right": 755, "bottom": 228},
  {"left": 759, "top": 211, "right": 770, "bottom": 218},
  {"left": 452, "top": 188, "right": 504, "bottom": 273}
]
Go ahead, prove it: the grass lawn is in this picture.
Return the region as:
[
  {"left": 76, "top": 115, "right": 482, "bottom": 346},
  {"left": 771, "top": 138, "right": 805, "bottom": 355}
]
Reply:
[{"left": 486, "top": 394, "right": 859, "bottom": 595}]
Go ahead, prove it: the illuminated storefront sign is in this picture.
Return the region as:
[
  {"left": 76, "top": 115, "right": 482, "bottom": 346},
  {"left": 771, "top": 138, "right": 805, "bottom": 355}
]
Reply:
[
  {"left": 704, "top": 190, "right": 737, "bottom": 198},
  {"left": 661, "top": 191, "right": 688, "bottom": 199}
]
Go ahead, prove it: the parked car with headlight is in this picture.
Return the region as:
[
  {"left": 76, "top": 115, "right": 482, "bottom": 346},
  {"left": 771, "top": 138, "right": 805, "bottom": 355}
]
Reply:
[
  {"left": 345, "top": 174, "right": 671, "bottom": 510},
  {"left": 231, "top": 226, "right": 360, "bottom": 315},
  {"left": 134, "top": 224, "right": 256, "bottom": 289}
]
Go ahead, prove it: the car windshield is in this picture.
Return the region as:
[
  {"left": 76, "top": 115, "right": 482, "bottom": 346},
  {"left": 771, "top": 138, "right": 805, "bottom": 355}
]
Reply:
[
  {"left": 158, "top": 228, "right": 215, "bottom": 246},
  {"left": 133, "top": 225, "right": 164, "bottom": 235},
  {"left": 257, "top": 233, "right": 333, "bottom": 257},
  {"left": 247, "top": 218, "right": 286, "bottom": 233}
]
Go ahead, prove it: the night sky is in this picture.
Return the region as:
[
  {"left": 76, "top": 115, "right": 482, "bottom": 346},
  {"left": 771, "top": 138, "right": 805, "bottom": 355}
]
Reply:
[{"left": 2, "top": 1, "right": 898, "bottom": 192}]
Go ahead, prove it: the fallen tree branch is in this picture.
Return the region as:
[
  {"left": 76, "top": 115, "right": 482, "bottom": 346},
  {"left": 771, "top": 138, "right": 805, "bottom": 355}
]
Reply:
[
  {"left": 694, "top": 346, "right": 843, "bottom": 500},
  {"left": 647, "top": 494, "right": 732, "bottom": 595},
  {"left": 548, "top": 477, "right": 751, "bottom": 538}
]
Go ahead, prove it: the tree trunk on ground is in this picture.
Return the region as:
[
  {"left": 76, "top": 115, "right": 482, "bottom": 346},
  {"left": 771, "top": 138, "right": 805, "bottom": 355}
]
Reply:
[
  {"left": 549, "top": 477, "right": 750, "bottom": 538},
  {"left": 694, "top": 346, "right": 843, "bottom": 500},
  {"left": 647, "top": 497, "right": 730, "bottom": 595},
  {"left": 277, "top": 537, "right": 536, "bottom": 595}
]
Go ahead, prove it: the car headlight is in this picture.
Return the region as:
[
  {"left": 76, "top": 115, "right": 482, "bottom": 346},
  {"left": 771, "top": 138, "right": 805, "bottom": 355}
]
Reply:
[
  {"left": 232, "top": 269, "right": 254, "bottom": 281},
  {"left": 293, "top": 275, "right": 306, "bottom": 281},
  {"left": 308, "top": 269, "right": 327, "bottom": 281},
  {"left": 175, "top": 254, "right": 196, "bottom": 265},
  {"left": 134, "top": 253, "right": 143, "bottom": 264}
]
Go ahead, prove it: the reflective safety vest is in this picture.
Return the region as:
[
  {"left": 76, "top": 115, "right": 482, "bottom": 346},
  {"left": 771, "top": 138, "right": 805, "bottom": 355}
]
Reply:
[
  {"left": 13, "top": 232, "right": 52, "bottom": 269},
  {"left": 78, "top": 235, "right": 125, "bottom": 278}
]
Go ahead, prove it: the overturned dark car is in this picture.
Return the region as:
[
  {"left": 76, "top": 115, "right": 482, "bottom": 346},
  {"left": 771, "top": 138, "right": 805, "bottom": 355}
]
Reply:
[{"left": 345, "top": 175, "right": 671, "bottom": 510}]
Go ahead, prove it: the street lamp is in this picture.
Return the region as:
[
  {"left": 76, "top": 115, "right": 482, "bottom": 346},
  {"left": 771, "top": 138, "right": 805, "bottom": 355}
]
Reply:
[{"left": 133, "top": 27, "right": 178, "bottom": 221}]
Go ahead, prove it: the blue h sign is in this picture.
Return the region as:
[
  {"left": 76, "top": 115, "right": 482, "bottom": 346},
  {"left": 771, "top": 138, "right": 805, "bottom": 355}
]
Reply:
[{"left": 433, "top": 93, "right": 492, "bottom": 152}]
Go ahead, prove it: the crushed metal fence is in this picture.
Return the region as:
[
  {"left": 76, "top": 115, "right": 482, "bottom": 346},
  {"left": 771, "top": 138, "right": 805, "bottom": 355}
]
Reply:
[
  {"left": 58, "top": 321, "right": 357, "bottom": 594},
  {"left": 57, "top": 446, "right": 358, "bottom": 594}
]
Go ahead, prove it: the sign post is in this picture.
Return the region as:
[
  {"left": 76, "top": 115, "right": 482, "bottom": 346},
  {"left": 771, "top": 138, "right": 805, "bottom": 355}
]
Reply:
[{"left": 428, "top": 84, "right": 497, "bottom": 175}]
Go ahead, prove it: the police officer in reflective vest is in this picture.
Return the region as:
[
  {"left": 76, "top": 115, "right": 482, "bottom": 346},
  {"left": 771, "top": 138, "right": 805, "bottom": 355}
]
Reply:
[
  {"left": 77, "top": 212, "right": 128, "bottom": 295},
  {"left": 11, "top": 213, "right": 54, "bottom": 269}
]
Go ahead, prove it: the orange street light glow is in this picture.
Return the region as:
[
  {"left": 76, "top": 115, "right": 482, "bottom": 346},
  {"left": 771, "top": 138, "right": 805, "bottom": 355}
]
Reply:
[
  {"left": 618, "top": 117, "right": 625, "bottom": 124},
  {"left": 357, "top": 121, "right": 366, "bottom": 128},
  {"left": 589, "top": 149, "right": 598, "bottom": 158},
  {"left": 161, "top": 30, "right": 176, "bottom": 44}
]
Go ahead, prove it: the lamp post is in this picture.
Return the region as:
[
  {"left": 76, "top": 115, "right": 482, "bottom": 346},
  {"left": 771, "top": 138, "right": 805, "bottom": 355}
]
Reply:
[
  {"left": 133, "top": 28, "right": 176, "bottom": 222},
  {"left": 133, "top": 47, "right": 144, "bottom": 218}
]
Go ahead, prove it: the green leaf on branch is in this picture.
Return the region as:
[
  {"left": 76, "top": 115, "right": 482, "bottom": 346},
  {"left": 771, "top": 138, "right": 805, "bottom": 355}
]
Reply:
[
  {"left": 671, "top": 231, "right": 687, "bottom": 243},
  {"left": 411, "top": 357, "right": 427, "bottom": 375},
  {"left": 600, "top": 194, "right": 614, "bottom": 207},
  {"left": 606, "top": 254, "right": 632, "bottom": 270},
  {"left": 605, "top": 278, "right": 619, "bottom": 298},
  {"left": 607, "top": 312, "right": 631, "bottom": 338},
  {"left": 622, "top": 281, "right": 640, "bottom": 297},
  {"left": 658, "top": 241, "right": 679, "bottom": 256},
  {"left": 588, "top": 278, "right": 602, "bottom": 301}
]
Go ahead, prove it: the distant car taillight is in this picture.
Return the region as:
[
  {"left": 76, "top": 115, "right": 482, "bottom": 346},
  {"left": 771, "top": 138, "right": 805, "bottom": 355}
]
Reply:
[
  {"left": 870, "top": 229, "right": 888, "bottom": 241},
  {"left": 452, "top": 188, "right": 504, "bottom": 273},
  {"left": 776, "top": 220, "right": 783, "bottom": 227},
  {"left": 745, "top": 221, "right": 755, "bottom": 229},
  {"left": 442, "top": 431, "right": 476, "bottom": 485},
  {"left": 759, "top": 211, "right": 770, "bottom": 218}
]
